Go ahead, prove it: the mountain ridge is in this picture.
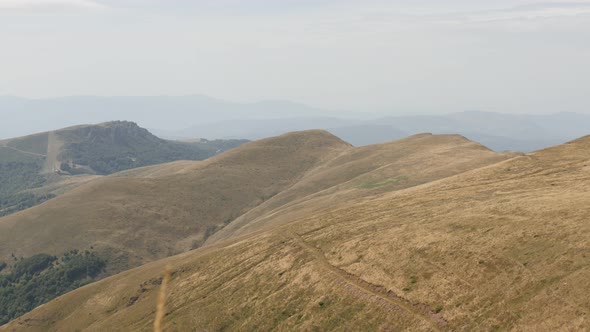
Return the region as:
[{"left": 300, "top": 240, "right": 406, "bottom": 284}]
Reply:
[
  {"left": 4, "top": 132, "right": 590, "bottom": 330},
  {"left": 0, "top": 121, "right": 247, "bottom": 218},
  {"left": 0, "top": 130, "right": 515, "bottom": 287},
  {"left": 0, "top": 130, "right": 351, "bottom": 274}
]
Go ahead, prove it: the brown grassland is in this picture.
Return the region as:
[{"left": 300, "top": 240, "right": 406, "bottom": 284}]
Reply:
[
  {"left": 0, "top": 130, "right": 349, "bottom": 272},
  {"left": 0, "top": 131, "right": 511, "bottom": 274},
  {"left": 5, "top": 131, "right": 590, "bottom": 330}
]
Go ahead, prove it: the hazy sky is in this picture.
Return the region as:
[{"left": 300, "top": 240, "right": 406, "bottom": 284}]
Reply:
[{"left": 1, "top": 0, "right": 589, "bottom": 114}]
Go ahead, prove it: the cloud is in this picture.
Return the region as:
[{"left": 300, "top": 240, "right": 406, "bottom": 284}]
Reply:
[
  {"left": 463, "top": 3, "right": 590, "bottom": 23},
  {"left": 0, "top": 0, "right": 104, "bottom": 11}
]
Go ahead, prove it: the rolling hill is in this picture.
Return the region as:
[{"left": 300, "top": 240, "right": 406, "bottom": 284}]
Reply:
[
  {"left": 0, "top": 130, "right": 351, "bottom": 273},
  {"left": 0, "top": 121, "right": 247, "bottom": 217},
  {"left": 0, "top": 130, "right": 518, "bottom": 327},
  {"left": 0, "top": 132, "right": 514, "bottom": 273},
  {"left": 209, "top": 133, "right": 518, "bottom": 243},
  {"left": 5, "top": 133, "right": 590, "bottom": 331}
]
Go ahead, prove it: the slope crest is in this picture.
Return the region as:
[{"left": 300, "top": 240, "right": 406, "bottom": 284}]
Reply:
[
  {"left": 8, "top": 133, "right": 590, "bottom": 331},
  {"left": 209, "top": 133, "right": 516, "bottom": 242},
  {"left": 0, "top": 130, "right": 351, "bottom": 274}
]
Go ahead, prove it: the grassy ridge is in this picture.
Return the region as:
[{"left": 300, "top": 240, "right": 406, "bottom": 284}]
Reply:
[
  {"left": 7, "top": 135, "right": 590, "bottom": 330},
  {"left": 0, "top": 132, "right": 519, "bottom": 330},
  {"left": 0, "top": 121, "right": 248, "bottom": 218},
  {"left": 0, "top": 130, "right": 351, "bottom": 276}
]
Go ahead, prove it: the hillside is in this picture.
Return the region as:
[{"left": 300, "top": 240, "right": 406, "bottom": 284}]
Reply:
[
  {"left": 1, "top": 121, "right": 248, "bottom": 177},
  {"left": 0, "top": 130, "right": 351, "bottom": 273},
  {"left": 0, "top": 131, "right": 518, "bottom": 328},
  {"left": 0, "top": 132, "right": 514, "bottom": 273},
  {"left": 0, "top": 121, "right": 247, "bottom": 217},
  {"left": 0, "top": 143, "right": 52, "bottom": 217},
  {"left": 5, "top": 135, "right": 590, "bottom": 330},
  {"left": 209, "top": 133, "right": 517, "bottom": 243}
]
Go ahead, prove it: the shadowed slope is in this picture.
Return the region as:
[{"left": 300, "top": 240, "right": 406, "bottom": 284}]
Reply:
[{"left": 0, "top": 130, "right": 350, "bottom": 273}]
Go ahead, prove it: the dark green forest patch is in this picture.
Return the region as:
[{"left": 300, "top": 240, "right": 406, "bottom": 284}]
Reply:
[{"left": 0, "top": 250, "right": 107, "bottom": 325}]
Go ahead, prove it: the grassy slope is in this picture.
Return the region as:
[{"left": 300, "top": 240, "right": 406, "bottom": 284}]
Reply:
[
  {"left": 0, "top": 121, "right": 247, "bottom": 218},
  {"left": 0, "top": 130, "right": 350, "bottom": 273},
  {"left": 2, "top": 133, "right": 565, "bottom": 331},
  {"left": 209, "top": 133, "right": 518, "bottom": 243},
  {"left": 0, "top": 131, "right": 92, "bottom": 200}
]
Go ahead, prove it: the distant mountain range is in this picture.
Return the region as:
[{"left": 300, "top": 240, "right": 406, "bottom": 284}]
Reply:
[
  {"left": 2, "top": 95, "right": 588, "bottom": 152},
  {"left": 162, "top": 111, "right": 590, "bottom": 152},
  {"left": 0, "top": 95, "right": 334, "bottom": 139}
]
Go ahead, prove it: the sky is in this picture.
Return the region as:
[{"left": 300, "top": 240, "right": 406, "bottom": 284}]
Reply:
[{"left": 0, "top": 0, "right": 589, "bottom": 114}]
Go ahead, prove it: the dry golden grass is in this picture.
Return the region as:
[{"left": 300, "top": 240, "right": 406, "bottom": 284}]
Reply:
[
  {"left": 0, "top": 130, "right": 351, "bottom": 273},
  {"left": 0, "top": 132, "right": 511, "bottom": 277},
  {"left": 209, "top": 133, "right": 517, "bottom": 243},
  {"left": 7, "top": 133, "right": 581, "bottom": 331}
]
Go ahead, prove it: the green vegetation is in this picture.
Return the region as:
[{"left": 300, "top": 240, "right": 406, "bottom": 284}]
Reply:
[
  {"left": 0, "top": 152, "right": 52, "bottom": 217},
  {"left": 58, "top": 121, "right": 247, "bottom": 175},
  {"left": 0, "top": 250, "right": 106, "bottom": 325},
  {"left": 6, "top": 133, "right": 49, "bottom": 155},
  {"left": 0, "top": 146, "right": 43, "bottom": 163},
  {"left": 0, "top": 160, "right": 45, "bottom": 195},
  {"left": 0, "top": 192, "right": 56, "bottom": 217},
  {"left": 401, "top": 276, "right": 418, "bottom": 292}
]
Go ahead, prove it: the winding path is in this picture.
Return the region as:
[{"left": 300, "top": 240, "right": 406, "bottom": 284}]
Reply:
[{"left": 286, "top": 231, "right": 448, "bottom": 331}]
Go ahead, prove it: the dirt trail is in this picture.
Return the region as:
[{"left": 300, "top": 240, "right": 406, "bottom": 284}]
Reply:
[
  {"left": 287, "top": 231, "right": 448, "bottom": 331},
  {"left": 0, "top": 145, "right": 46, "bottom": 158},
  {"left": 0, "top": 132, "right": 63, "bottom": 174},
  {"left": 43, "top": 132, "right": 62, "bottom": 173}
]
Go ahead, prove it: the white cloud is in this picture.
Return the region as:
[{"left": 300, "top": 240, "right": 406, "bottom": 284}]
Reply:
[{"left": 0, "top": 0, "right": 104, "bottom": 11}]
